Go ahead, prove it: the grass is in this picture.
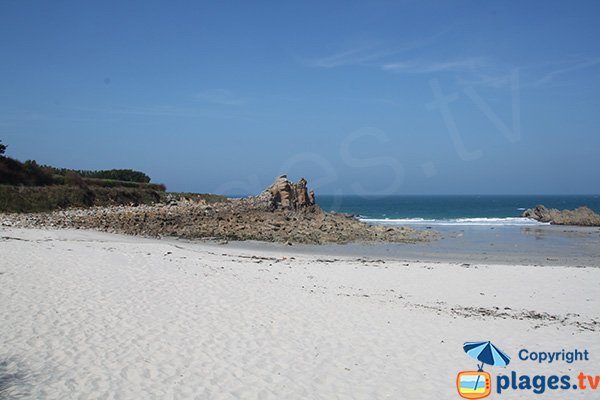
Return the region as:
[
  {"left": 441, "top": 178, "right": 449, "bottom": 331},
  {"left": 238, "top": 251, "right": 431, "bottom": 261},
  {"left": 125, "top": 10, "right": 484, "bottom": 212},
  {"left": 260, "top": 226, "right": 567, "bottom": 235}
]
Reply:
[
  {"left": 0, "top": 185, "right": 229, "bottom": 213},
  {"left": 0, "top": 185, "right": 162, "bottom": 213},
  {"left": 51, "top": 175, "right": 166, "bottom": 191}
]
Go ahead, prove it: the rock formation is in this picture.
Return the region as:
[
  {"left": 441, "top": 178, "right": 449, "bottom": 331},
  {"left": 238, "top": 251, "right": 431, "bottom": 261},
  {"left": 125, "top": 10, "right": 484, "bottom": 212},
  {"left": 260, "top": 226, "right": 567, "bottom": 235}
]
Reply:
[
  {"left": 522, "top": 204, "right": 600, "bottom": 226},
  {"left": 265, "top": 175, "right": 316, "bottom": 210}
]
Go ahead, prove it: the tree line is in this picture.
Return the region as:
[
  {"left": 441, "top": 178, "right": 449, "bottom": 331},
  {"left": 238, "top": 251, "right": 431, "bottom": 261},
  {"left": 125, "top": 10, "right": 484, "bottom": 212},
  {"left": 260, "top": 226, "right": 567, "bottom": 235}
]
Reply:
[{"left": 0, "top": 139, "right": 153, "bottom": 186}]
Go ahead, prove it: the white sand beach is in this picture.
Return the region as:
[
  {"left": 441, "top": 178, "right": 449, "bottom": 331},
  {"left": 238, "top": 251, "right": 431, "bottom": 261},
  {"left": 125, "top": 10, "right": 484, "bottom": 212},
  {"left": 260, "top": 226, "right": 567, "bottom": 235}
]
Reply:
[{"left": 1, "top": 228, "right": 599, "bottom": 399}]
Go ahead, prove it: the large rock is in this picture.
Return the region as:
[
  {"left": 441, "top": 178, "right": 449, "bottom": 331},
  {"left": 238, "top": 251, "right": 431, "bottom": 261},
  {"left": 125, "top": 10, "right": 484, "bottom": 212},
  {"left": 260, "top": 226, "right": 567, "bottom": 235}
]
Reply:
[
  {"left": 522, "top": 204, "right": 600, "bottom": 226},
  {"left": 265, "top": 175, "right": 316, "bottom": 210}
]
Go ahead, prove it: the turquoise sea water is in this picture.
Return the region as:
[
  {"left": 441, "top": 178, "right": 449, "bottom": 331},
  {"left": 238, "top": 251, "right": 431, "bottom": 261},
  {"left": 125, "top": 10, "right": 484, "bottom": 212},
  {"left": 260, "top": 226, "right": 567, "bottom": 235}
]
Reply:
[{"left": 316, "top": 195, "right": 600, "bottom": 226}]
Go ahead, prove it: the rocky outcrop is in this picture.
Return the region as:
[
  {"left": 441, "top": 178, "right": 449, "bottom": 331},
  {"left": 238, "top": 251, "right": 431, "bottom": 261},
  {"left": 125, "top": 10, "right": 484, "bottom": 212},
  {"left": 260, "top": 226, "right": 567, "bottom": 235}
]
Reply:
[
  {"left": 522, "top": 205, "right": 600, "bottom": 226},
  {"left": 265, "top": 175, "right": 316, "bottom": 210},
  {"left": 0, "top": 175, "right": 438, "bottom": 245}
]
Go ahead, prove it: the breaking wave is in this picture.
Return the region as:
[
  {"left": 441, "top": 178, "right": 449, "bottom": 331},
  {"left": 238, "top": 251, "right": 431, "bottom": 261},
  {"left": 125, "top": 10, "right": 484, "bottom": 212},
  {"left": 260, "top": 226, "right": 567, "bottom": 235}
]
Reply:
[{"left": 360, "top": 217, "right": 549, "bottom": 226}]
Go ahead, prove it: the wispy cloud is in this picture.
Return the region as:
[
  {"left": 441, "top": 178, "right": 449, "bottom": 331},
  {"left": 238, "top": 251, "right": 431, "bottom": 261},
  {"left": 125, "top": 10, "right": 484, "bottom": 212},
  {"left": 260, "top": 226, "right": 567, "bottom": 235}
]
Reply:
[
  {"left": 533, "top": 57, "right": 600, "bottom": 86},
  {"left": 305, "top": 45, "right": 401, "bottom": 68},
  {"left": 455, "top": 71, "right": 515, "bottom": 89},
  {"left": 304, "top": 38, "right": 600, "bottom": 92},
  {"left": 302, "top": 38, "right": 493, "bottom": 84},
  {"left": 381, "top": 57, "right": 487, "bottom": 74},
  {"left": 62, "top": 104, "right": 199, "bottom": 117},
  {"left": 194, "top": 89, "right": 246, "bottom": 106},
  {"left": 302, "top": 35, "right": 443, "bottom": 69}
]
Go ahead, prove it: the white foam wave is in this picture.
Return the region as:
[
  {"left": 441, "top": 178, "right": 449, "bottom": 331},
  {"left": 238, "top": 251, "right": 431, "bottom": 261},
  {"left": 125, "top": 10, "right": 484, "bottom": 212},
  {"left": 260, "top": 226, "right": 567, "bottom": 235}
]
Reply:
[{"left": 360, "top": 217, "right": 550, "bottom": 226}]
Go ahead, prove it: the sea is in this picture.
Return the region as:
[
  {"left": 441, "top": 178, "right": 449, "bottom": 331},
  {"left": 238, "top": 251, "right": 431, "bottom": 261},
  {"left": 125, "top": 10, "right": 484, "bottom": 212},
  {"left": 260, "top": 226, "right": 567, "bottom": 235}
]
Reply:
[
  {"left": 316, "top": 195, "right": 600, "bottom": 227},
  {"left": 311, "top": 195, "right": 600, "bottom": 264}
]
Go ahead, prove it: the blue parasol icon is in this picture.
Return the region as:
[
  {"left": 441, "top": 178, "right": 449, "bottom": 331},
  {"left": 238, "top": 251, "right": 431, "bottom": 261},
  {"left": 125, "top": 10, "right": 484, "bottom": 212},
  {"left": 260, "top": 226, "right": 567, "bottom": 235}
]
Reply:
[
  {"left": 463, "top": 341, "right": 510, "bottom": 371},
  {"left": 463, "top": 341, "right": 510, "bottom": 392},
  {"left": 463, "top": 341, "right": 511, "bottom": 371}
]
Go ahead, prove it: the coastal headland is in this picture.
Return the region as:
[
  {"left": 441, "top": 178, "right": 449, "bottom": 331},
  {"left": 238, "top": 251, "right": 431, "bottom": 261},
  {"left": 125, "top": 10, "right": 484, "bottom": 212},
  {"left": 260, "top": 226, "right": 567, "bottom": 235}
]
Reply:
[{"left": 0, "top": 176, "right": 437, "bottom": 244}]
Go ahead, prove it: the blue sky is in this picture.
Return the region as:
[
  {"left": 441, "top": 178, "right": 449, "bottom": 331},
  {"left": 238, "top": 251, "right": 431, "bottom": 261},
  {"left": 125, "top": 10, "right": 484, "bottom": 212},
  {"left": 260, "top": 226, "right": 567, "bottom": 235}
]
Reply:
[{"left": 1, "top": 0, "right": 599, "bottom": 195}]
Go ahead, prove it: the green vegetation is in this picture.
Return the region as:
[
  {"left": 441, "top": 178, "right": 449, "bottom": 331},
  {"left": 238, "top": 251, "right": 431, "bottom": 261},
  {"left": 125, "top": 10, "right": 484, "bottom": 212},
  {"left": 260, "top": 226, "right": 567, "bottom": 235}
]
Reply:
[
  {"left": 52, "top": 175, "right": 166, "bottom": 191},
  {"left": 0, "top": 158, "right": 54, "bottom": 186},
  {"left": 0, "top": 187, "right": 228, "bottom": 213},
  {"left": 1, "top": 143, "right": 152, "bottom": 188},
  {"left": 46, "top": 167, "right": 151, "bottom": 183},
  {"left": 0, "top": 139, "right": 227, "bottom": 212},
  {"left": 0, "top": 185, "right": 163, "bottom": 213},
  {"left": 0, "top": 140, "right": 157, "bottom": 189}
]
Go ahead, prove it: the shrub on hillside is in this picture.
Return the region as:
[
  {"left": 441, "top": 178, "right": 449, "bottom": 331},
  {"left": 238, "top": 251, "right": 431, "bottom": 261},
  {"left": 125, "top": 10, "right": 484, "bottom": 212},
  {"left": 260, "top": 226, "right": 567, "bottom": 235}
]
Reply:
[
  {"left": 0, "top": 140, "right": 161, "bottom": 190},
  {"left": 44, "top": 167, "right": 152, "bottom": 183},
  {"left": 23, "top": 160, "right": 55, "bottom": 186},
  {"left": 64, "top": 171, "right": 87, "bottom": 188},
  {"left": 79, "top": 169, "right": 151, "bottom": 183},
  {"left": 0, "top": 158, "right": 55, "bottom": 186},
  {"left": 81, "top": 178, "right": 166, "bottom": 191},
  {"left": 0, "top": 185, "right": 163, "bottom": 212}
]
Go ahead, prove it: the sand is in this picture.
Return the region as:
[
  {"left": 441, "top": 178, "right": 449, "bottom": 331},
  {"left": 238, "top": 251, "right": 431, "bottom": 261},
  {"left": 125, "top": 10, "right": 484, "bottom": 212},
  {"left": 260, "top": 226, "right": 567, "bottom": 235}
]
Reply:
[{"left": 1, "top": 228, "right": 599, "bottom": 399}]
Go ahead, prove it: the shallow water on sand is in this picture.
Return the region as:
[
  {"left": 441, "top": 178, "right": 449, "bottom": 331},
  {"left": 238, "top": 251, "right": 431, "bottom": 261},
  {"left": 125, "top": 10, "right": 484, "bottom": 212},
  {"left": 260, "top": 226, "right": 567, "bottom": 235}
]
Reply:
[
  {"left": 377, "top": 224, "right": 600, "bottom": 265},
  {"left": 203, "top": 225, "right": 600, "bottom": 267}
]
